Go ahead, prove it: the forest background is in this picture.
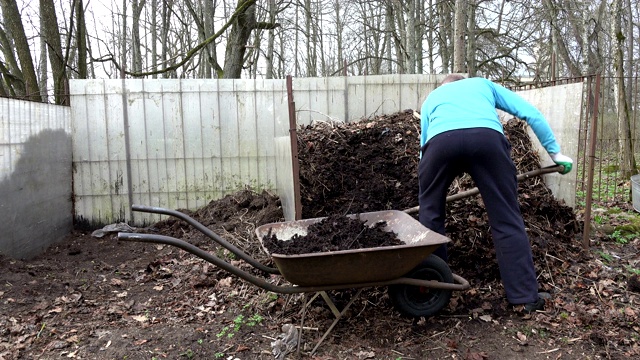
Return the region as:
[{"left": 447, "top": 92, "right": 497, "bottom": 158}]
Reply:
[{"left": 1, "top": 0, "right": 639, "bottom": 183}]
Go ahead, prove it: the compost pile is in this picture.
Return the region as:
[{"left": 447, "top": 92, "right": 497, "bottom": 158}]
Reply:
[
  {"left": 297, "top": 110, "right": 422, "bottom": 218},
  {"left": 262, "top": 216, "right": 402, "bottom": 255},
  {"left": 296, "top": 109, "right": 584, "bottom": 288},
  {"left": 149, "top": 189, "right": 284, "bottom": 263}
]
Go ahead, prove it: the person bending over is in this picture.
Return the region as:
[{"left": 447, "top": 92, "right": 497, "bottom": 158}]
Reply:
[{"left": 418, "top": 74, "right": 573, "bottom": 313}]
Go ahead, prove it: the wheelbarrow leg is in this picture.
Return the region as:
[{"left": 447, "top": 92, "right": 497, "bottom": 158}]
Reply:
[{"left": 309, "top": 289, "right": 364, "bottom": 356}]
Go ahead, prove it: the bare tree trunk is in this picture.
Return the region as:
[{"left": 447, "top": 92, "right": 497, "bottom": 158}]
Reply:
[
  {"left": 542, "top": 0, "right": 583, "bottom": 77},
  {"left": 151, "top": 0, "right": 158, "bottom": 78},
  {"left": 0, "top": 26, "right": 23, "bottom": 95},
  {"left": 279, "top": 22, "right": 286, "bottom": 78},
  {"left": 466, "top": 1, "right": 476, "bottom": 76},
  {"left": 0, "top": 72, "right": 8, "bottom": 96},
  {"left": 0, "top": 56, "right": 20, "bottom": 96},
  {"left": 426, "top": 0, "right": 434, "bottom": 73},
  {"left": 161, "top": 0, "right": 172, "bottom": 78},
  {"left": 222, "top": 0, "right": 277, "bottom": 78},
  {"left": 248, "top": 20, "right": 262, "bottom": 78},
  {"left": 76, "top": 0, "right": 88, "bottom": 79},
  {"left": 203, "top": 0, "right": 216, "bottom": 78},
  {"left": 453, "top": 0, "right": 466, "bottom": 73},
  {"left": 384, "top": 1, "right": 394, "bottom": 74},
  {"left": 391, "top": 1, "right": 406, "bottom": 74},
  {"left": 121, "top": 0, "right": 127, "bottom": 77},
  {"left": 40, "top": 0, "right": 68, "bottom": 104},
  {"left": 612, "top": 0, "right": 635, "bottom": 179},
  {"left": 39, "top": 10, "right": 48, "bottom": 101},
  {"left": 361, "top": 2, "right": 383, "bottom": 75},
  {"left": 294, "top": 3, "right": 299, "bottom": 76},
  {"left": 588, "top": 1, "right": 607, "bottom": 75},
  {"left": 406, "top": 0, "right": 417, "bottom": 73},
  {"left": 334, "top": 0, "right": 345, "bottom": 75},
  {"left": 624, "top": 0, "right": 633, "bottom": 112},
  {"left": 131, "top": 0, "right": 146, "bottom": 73},
  {"left": 415, "top": 0, "right": 424, "bottom": 73},
  {"left": 304, "top": 0, "right": 317, "bottom": 77},
  {"left": 184, "top": 0, "right": 207, "bottom": 78},
  {"left": 317, "top": 5, "right": 327, "bottom": 76},
  {"left": 0, "top": 0, "right": 41, "bottom": 101},
  {"left": 438, "top": 1, "right": 452, "bottom": 73},
  {"left": 265, "top": 0, "right": 276, "bottom": 79}
]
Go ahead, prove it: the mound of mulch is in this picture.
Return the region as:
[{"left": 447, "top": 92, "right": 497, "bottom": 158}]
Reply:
[
  {"left": 149, "top": 110, "right": 584, "bottom": 286},
  {"left": 148, "top": 189, "right": 285, "bottom": 263},
  {"left": 297, "top": 110, "right": 421, "bottom": 218},
  {"left": 295, "top": 110, "right": 584, "bottom": 290}
]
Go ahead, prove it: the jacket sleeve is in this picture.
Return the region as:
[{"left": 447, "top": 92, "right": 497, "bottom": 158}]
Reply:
[{"left": 490, "top": 81, "right": 561, "bottom": 154}]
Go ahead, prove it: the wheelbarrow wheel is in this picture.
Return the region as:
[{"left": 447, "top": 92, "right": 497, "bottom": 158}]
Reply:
[{"left": 388, "top": 254, "right": 453, "bottom": 318}]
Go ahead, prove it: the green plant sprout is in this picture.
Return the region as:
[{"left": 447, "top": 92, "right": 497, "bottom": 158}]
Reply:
[
  {"left": 626, "top": 266, "right": 640, "bottom": 275},
  {"left": 597, "top": 251, "right": 613, "bottom": 263},
  {"left": 247, "top": 314, "right": 263, "bottom": 326},
  {"left": 216, "top": 326, "right": 229, "bottom": 338},
  {"left": 180, "top": 349, "right": 194, "bottom": 359},
  {"left": 233, "top": 315, "right": 245, "bottom": 332},
  {"left": 216, "top": 313, "right": 264, "bottom": 339}
]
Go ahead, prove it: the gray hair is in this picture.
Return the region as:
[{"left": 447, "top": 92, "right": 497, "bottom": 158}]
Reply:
[{"left": 441, "top": 74, "right": 466, "bottom": 85}]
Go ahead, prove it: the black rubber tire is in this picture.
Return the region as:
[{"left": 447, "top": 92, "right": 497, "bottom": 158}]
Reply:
[{"left": 388, "top": 254, "right": 454, "bottom": 317}]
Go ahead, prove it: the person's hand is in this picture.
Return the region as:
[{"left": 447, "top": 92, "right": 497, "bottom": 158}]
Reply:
[{"left": 551, "top": 153, "right": 573, "bottom": 174}]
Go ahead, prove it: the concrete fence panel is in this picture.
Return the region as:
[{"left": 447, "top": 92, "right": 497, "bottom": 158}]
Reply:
[
  {"left": 0, "top": 98, "right": 72, "bottom": 259},
  {"left": 69, "top": 75, "right": 580, "bottom": 226}
]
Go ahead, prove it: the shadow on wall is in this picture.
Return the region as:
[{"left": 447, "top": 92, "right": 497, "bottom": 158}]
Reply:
[{"left": 0, "top": 129, "right": 73, "bottom": 259}]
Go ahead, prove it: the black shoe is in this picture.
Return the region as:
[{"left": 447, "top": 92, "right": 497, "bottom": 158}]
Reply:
[
  {"left": 522, "top": 298, "right": 545, "bottom": 313},
  {"left": 513, "top": 292, "right": 550, "bottom": 314}
]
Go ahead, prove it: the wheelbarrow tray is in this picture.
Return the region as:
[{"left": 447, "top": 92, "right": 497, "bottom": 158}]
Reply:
[{"left": 255, "top": 210, "right": 451, "bottom": 286}]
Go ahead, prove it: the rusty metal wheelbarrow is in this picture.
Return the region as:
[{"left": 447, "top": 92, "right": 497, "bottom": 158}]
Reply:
[
  {"left": 118, "top": 206, "right": 469, "bottom": 355},
  {"left": 117, "top": 165, "right": 563, "bottom": 317},
  {"left": 118, "top": 206, "right": 469, "bottom": 318}
]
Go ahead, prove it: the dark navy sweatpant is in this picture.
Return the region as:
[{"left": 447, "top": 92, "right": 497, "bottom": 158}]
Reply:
[{"left": 418, "top": 128, "right": 538, "bottom": 304}]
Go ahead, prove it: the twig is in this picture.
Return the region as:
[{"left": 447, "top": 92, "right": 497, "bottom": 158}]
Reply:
[
  {"left": 543, "top": 251, "right": 556, "bottom": 288},
  {"left": 591, "top": 284, "right": 605, "bottom": 303}
]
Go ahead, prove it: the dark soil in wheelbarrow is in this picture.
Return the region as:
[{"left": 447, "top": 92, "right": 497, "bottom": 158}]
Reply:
[
  {"left": 2, "top": 110, "right": 639, "bottom": 360},
  {"left": 262, "top": 214, "right": 403, "bottom": 255}
]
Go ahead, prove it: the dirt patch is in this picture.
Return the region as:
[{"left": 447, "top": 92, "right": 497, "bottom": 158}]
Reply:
[{"left": 1, "top": 111, "right": 639, "bottom": 360}]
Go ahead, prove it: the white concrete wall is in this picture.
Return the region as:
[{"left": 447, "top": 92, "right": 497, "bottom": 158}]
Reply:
[
  {"left": 69, "top": 75, "right": 580, "bottom": 225},
  {"left": 69, "top": 75, "right": 442, "bottom": 225},
  {"left": 70, "top": 79, "right": 289, "bottom": 225},
  {"left": 0, "top": 98, "right": 72, "bottom": 259}
]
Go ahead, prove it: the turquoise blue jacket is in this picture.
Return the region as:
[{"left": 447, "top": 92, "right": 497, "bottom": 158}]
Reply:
[{"left": 420, "top": 77, "right": 560, "bottom": 155}]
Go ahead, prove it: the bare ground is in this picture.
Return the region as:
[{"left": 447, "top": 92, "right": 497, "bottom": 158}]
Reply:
[{"left": 2, "top": 111, "right": 639, "bottom": 360}]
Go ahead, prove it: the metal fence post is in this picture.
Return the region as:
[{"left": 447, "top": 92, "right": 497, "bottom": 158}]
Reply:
[{"left": 582, "top": 73, "right": 601, "bottom": 249}]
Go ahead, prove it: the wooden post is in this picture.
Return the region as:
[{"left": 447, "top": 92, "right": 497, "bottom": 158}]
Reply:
[
  {"left": 582, "top": 73, "right": 601, "bottom": 249},
  {"left": 287, "top": 75, "right": 302, "bottom": 220}
]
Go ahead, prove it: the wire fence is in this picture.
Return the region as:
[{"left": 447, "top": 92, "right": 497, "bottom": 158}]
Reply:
[{"left": 512, "top": 74, "right": 640, "bottom": 211}]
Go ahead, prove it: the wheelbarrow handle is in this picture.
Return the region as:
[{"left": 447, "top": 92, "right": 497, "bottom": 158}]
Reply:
[
  {"left": 118, "top": 232, "right": 470, "bottom": 294},
  {"left": 130, "top": 205, "right": 280, "bottom": 274},
  {"left": 404, "top": 164, "right": 565, "bottom": 215}
]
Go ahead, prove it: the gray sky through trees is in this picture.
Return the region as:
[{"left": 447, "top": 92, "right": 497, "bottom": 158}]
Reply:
[{"left": 1, "top": 0, "right": 639, "bottom": 98}]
